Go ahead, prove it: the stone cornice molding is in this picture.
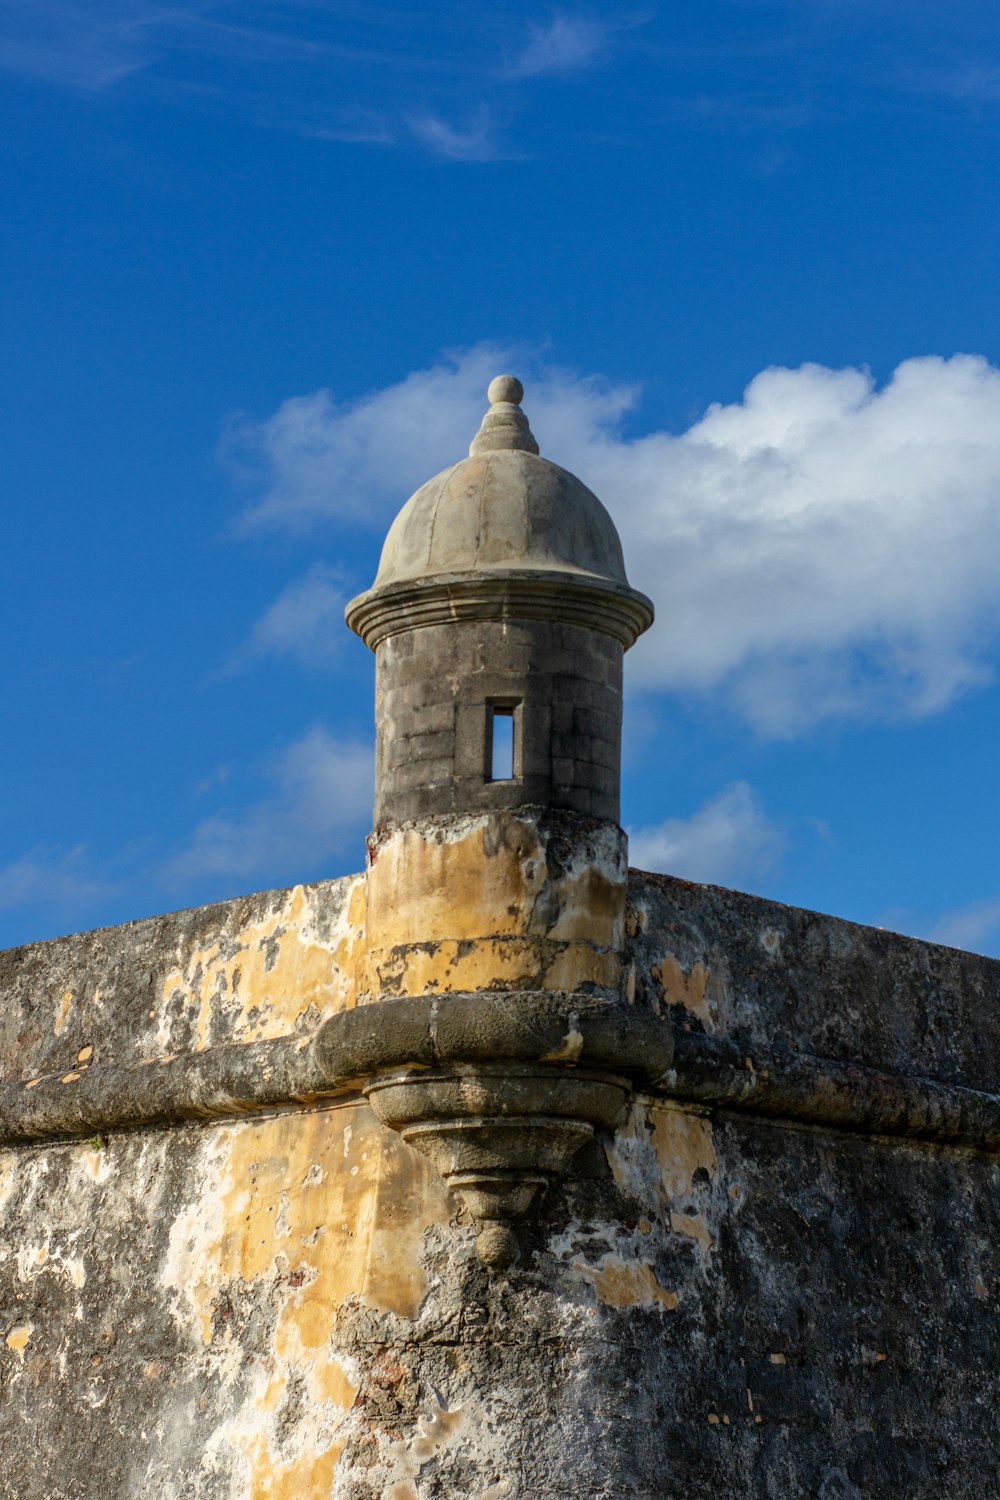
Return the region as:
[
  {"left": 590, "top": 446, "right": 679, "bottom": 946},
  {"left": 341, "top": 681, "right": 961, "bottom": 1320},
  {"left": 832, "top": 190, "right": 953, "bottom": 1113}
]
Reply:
[
  {"left": 346, "top": 570, "right": 655, "bottom": 651},
  {"left": 6, "top": 994, "right": 1000, "bottom": 1161}
]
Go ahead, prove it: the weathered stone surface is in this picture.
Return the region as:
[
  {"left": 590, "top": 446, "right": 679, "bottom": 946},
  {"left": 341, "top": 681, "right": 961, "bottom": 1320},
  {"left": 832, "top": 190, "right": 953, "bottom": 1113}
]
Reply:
[
  {"left": 2, "top": 870, "right": 1000, "bottom": 1497},
  {"left": 0, "top": 877, "right": 367, "bottom": 1082},
  {"left": 628, "top": 869, "right": 1000, "bottom": 1091}
]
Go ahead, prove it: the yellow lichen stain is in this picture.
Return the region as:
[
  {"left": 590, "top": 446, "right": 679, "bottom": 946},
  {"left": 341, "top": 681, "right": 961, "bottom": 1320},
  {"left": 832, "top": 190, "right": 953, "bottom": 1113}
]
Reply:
[
  {"left": 163, "top": 1103, "right": 452, "bottom": 1491},
  {"left": 0, "top": 1158, "right": 14, "bottom": 1213},
  {"left": 368, "top": 935, "right": 622, "bottom": 1000},
  {"left": 173, "top": 1108, "right": 413, "bottom": 1336},
  {"left": 541, "top": 1027, "right": 584, "bottom": 1064},
  {"left": 651, "top": 954, "right": 725, "bottom": 1030},
  {"left": 544, "top": 942, "right": 622, "bottom": 995},
  {"left": 54, "top": 990, "right": 73, "bottom": 1036},
  {"left": 158, "top": 878, "right": 367, "bottom": 1052},
  {"left": 363, "top": 817, "right": 630, "bottom": 999},
  {"left": 367, "top": 816, "right": 625, "bottom": 959},
  {"left": 239, "top": 1432, "right": 346, "bottom": 1500},
  {"left": 5, "top": 1325, "right": 30, "bottom": 1356},
  {"left": 653, "top": 1109, "right": 717, "bottom": 1255},
  {"left": 606, "top": 1103, "right": 718, "bottom": 1258},
  {"left": 669, "top": 1210, "right": 714, "bottom": 1255},
  {"left": 572, "top": 1255, "right": 678, "bottom": 1312},
  {"left": 651, "top": 1107, "right": 717, "bottom": 1199}
]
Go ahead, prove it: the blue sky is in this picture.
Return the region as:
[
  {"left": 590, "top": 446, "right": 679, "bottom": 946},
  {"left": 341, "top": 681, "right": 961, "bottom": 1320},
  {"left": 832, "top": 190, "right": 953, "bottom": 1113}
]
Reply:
[{"left": 4, "top": 0, "right": 1000, "bottom": 955}]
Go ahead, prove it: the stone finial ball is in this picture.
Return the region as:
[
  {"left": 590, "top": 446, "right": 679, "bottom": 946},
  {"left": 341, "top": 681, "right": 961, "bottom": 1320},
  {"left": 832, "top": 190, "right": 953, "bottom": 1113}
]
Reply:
[{"left": 487, "top": 374, "right": 524, "bottom": 406}]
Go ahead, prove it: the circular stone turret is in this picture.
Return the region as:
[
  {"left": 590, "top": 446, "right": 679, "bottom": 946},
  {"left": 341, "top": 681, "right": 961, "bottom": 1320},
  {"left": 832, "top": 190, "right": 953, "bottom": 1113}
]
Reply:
[{"left": 347, "top": 377, "right": 653, "bottom": 827}]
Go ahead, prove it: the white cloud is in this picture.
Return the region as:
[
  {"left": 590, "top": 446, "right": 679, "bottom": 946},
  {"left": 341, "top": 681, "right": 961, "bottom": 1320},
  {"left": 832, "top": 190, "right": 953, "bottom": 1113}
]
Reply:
[
  {"left": 0, "top": 844, "right": 112, "bottom": 917},
  {"left": 227, "top": 346, "right": 1000, "bottom": 735},
  {"left": 222, "top": 344, "right": 511, "bottom": 532},
  {"left": 628, "top": 782, "right": 784, "bottom": 887},
  {"left": 233, "top": 563, "right": 347, "bottom": 670},
  {"left": 928, "top": 897, "right": 1000, "bottom": 957},
  {"left": 510, "top": 15, "right": 607, "bottom": 78},
  {"left": 166, "top": 727, "right": 373, "bottom": 885}
]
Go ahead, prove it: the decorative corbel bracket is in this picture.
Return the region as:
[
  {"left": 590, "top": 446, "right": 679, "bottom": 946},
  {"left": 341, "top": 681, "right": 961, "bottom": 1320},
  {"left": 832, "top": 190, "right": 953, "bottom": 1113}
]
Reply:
[{"left": 317, "top": 993, "right": 674, "bottom": 1268}]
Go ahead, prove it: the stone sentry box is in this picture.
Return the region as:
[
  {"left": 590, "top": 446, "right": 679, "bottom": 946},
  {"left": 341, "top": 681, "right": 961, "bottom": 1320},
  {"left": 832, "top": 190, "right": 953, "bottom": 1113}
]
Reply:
[
  {"left": 347, "top": 375, "right": 651, "bottom": 826},
  {"left": 2, "top": 375, "right": 1000, "bottom": 1497}
]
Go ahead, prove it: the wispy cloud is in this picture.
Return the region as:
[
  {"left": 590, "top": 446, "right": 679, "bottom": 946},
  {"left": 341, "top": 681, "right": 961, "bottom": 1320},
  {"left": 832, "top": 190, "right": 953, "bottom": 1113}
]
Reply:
[
  {"left": 309, "top": 111, "right": 395, "bottom": 146},
  {"left": 407, "top": 107, "right": 511, "bottom": 161},
  {"left": 230, "top": 563, "right": 348, "bottom": 671},
  {"left": 509, "top": 14, "right": 608, "bottom": 79},
  {"left": 229, "top": 345, "right": 1000, "bottom": 736},
  {"left": 629, "top": 783, "right": 784, "bottom": 888},
  {"left": 0, "top": 1, "right": 454, "bottom": 98},
  {"left": 165, "top": 726, "right": 372, "bottom": 885},
  {"left": 929, "top": 897, "right": 1000, "bottom": 957},
  {"left": 0, "top": 0, "right": 172, "bottom": 90},
  {"left": 0, "top": 844, "right": 114, "bottom": 920},
  {"left": 0, "top": 724, "right": 373, "bottom": 940}
]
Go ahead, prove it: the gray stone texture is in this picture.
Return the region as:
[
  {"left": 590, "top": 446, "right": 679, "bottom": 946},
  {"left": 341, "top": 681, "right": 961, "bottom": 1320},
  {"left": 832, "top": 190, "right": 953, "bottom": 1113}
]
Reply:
[{"left": 373, "top": 616, "right": 624, "bottom": 825}]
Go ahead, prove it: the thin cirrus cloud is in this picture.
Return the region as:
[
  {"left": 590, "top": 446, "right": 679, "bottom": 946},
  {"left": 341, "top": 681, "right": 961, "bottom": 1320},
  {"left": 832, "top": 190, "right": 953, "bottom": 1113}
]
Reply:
[
  {"left": 0, "top": 843, "right": 113, "bottom": 920},
  {"left": 407, "top": 108, "right": 512, "bottom": 162},
  {"left": 0, "top": 728, "right": 372, "bottom": 937},
  {"left": 0, "top": 0, "right": 168, "bottom": 90},
  {"left": 628, "top": 782, "right": 785, "bottom": 889},
  {"left": 230, "top": 563, "right": 348, "bottom": 672},
  {"left": 928, "top": 897, "right": 1000, "bottom": 957},
  {"left": 0, "top": 1, "right": 424, "bottom": 95},
  {"left": 509, "top": 14, "right": 610, "bottom": 79},
  {"left": 165, "top": 726, "right": 373, "bottom": 886},
  {"left": 227, "top": 345, "right": 1000, "bottom": 737}
]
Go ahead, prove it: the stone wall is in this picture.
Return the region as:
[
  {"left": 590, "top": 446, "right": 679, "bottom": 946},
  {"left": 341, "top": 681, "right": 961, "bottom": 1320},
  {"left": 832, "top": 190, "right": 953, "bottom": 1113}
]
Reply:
[{"left": 1, "top": 871, "right": 999, "bottom": 1497}]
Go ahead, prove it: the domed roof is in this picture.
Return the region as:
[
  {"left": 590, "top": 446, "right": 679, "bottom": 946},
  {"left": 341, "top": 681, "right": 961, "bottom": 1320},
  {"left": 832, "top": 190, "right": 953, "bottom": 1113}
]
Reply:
[
  {"left": 347, "top": 376, "right": 653, "bottom": 650},
  {"left": 371, "top": 376, "right": 630, "bottom": 591}
]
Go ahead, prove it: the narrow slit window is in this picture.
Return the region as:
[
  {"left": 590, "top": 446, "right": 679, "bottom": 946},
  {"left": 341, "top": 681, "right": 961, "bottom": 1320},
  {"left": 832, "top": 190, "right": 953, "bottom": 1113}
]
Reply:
[{"left": 489, "top": 706, "right": 516, "bottom": 781}]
